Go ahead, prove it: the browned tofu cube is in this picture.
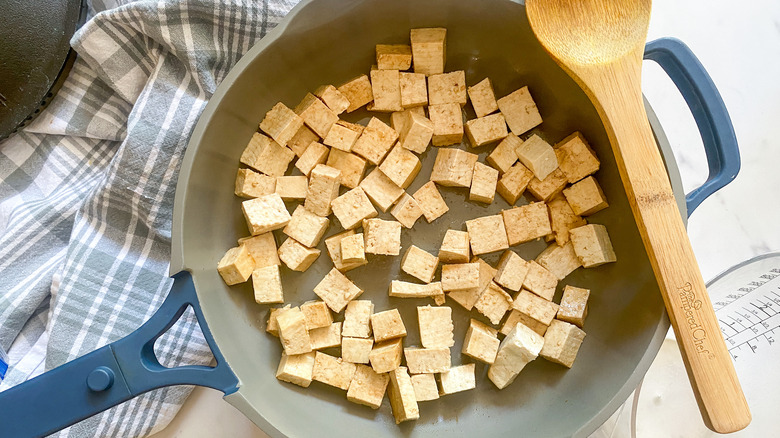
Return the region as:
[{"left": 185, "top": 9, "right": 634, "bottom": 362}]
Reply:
[
  {"left": 418, "top": 305, "right": 454, "bottom": 348},
  {"left": 465, "top": 113, "right": 508, "bottom": 147},
  {"left": 324, "top": 230, "right": 368, "bottom": 272},
  {"left": 314, "top": 84, "right": 350, "bottom": 114},
  {"left": 540, "top": 320, "right": 586, "bottom": 368},
  {"left": 347, "top": 364, "right": 390, "bottom": 409},
  {"left": 441, "top": 262, "right": 480, "bottom": 292},
  {"left": 287, "top": 125, "right": 319, "bottom": 157},
  {"left": 309, "top": 322, "right": 342, "bottom": 350},
  {"left": 528, "top": 168, "right": 568, "bottom": 202},
  {"left": 370, "top": 338, "right": 403, "bottom": 373},
  {"left": 562, "top": 176, "right": 608, "bottom": 216},
  {"left": 391, "top": 106, "right": 426, "bottom": 132},
  {"left": 259, "top": 102, "right": 305, "bottom": 147},
  {"left": 313, "top": 268, "right": 364, "bottom": 312},
  {"left": 410, "top": 27, "right": 446, "bottom": 75},
  {"left": 240, "top": 132, "right": 295, "bottom": 177},
  {"left": 398, "top": 111, "right": 434, "bottom": 154},
  {"left": 343, "top": 300, "right": 374, "bottom": 338},
  {"left": 439, "top": 229, "right": 470, "bottom": 263},
  {"left": 496, "top": 86, "right": 542, "bottom": 136},
  {"left": 342, "top": 337, "right": 374, "bottom": 364},
  {"left": 494, "top": 250, "right": 529, "bottom": 292},
  {"left": 502, "top": 202, "right": 552, "bottom": 246},
  {"left": 554, "top": 132, "right": 600, "bottom": 183},
  {"left": 371, "top": 309, "right": 407, "bottom": 342},
  {"left": 501, "top": 309, "right": 547, "bottom": 336},
  {"left": 569, "top": 224, "right": 616, "bottom": 267},
  {"left": 468, "top": 78, "right": 499, "bottom": 118},
  {"left": 547, "top": 194, "right": 587, "bottom": 246},
  {"left": 523, "top": 261, "right": 558, "bottom": 301},
  {"left": 496, "top": 162, "right": 534, "bottom": 205},
  {"left": 401, "top": 245, "right": 439, "bottom": 283},
  {"left": 278, "top": 237, "right": 320, "bottom": 272},
  {"left": 295, "top": 141, "right": 329, "bottom": 176},
  {"left": 513, "top": 289, "right": 560, "bottom": 331},
  {"left": 376, "top": 44, "right": 412, "bottom": 70},
  {"left": 404, "top": 347, "right": 451, "bottom": 374},
  {"left": 304, "top": 164, "right": 341, "bottom": 216},
  {"left": 469, "top": 162, "right": 499, "bottom": 204},
  {"left": 359, "top": 168, "right": 404, "bottom": 212},
  {"left": 428, "top": 71, "right": 467, "bottom": 106},
  {"left": 238, "top": 233, "right": 279, "bottom": 268},
  {"left": 331, "top": 186, "right": 378, "bottom": 230},
  {"left": 557, "top": 285, "right": 590, "bottom": 328},
  {"left": 312, "top": 351, "right": 356, "bottom": 390},
  {"left": 536, "top": 242, "right": 581, "bottom": 280},
  {"left": 447, "top": 257, "right": 496, "bottom": 311},
  {"left": 277, "top": 307, "right": 312, "bottom": 355},
  {"left": 276, "top": 351, "right": 315, "bottom": 388},
  {"left": 363, "top": 218, "right": 402, "bottom": 256},
  {"left": 217, "top": 245, "right": 255, "bottom": 285},
  {"left": 242, "top": 193, "right": 291, "bottom": 235},
  {"left": 352, "top": 117, "right": 398, "bottom": 165},
  {"left": 300, "top": 300, "right": 333, "bottom": 330},
  {"left": 390, "top": 193, "right": 423, "bottom": 228},
  {"left": 326, "top": 149, "right": 367, "bottom": 189},
  {"left": 412, "top": 181, "right": 449, "bottom": 222},
  {"left": 410, "top": 373, "right": 439, "bottom": 402},
  {"left": 283, "top": 205, "right": 330, "bottom": 247},
  {"left": 235, "top": 168, "right": 275, "bottom": 198},
  {"left": 340, "top": 233, "right": 366, "bottom": 265},
  {"left": 486, "top": 133, "right": 522, "bottom": 174},
  {"left": 474, "top": 281, "right": 513, "bottom": 325},
  {"left": 379, "top": 145, "right": 422, "bottom": 189},
  {"left": 466, "top": 215, "right": 509, "bottom": 255},
  {"left": 516, "top": 134, "right": 558, "bottom": 180},
  {"left": 462, "top": 319, "right": 500, "bottom": 364},
  {"left": 430, "top": 147, "right": 478, "bottom": 188},
  {"left": 338, "top": 75, "right": 374, "bottom": 113},
  {"left": 323, "top": 120, "right": 363, "bottom": 152},
  {"left": 369, "top": 69, "right": 402, "bottom": 112},
  {"left": 429, "top": 103, "right": 463, "bottom": 146},
  {"left": 295, "top": 93, "right": 339, "bottom": 138},
  {"left": 400, "top": 72, "right": 428, "bottom": 108},
  {"left": 275, "top": 175, "right": 308, "bottom": 201}
]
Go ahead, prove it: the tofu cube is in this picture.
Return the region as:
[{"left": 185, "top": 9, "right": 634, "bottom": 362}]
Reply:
[
  {"left": 323, "top": 120, "right": 363, "bottom": 152},
  {"left": 240, "top": 132, "right": 296, "bottom": 177},
  {"left": 516, "top": 134, "right": 558, "bottom": 180},
  {"left": 275, "top": 175, "right": 308, "bottom": 201},
  {"left": 418, "top": 305, "right": 454, "bottom": 348},
  {"left": 466, "top": 215, "right": 509, "bottom": 255},
  {"left": 252, "top": 265, "right": 283, "bottom": 304},
  {"left": 347, "top": 364, "right": 390, "bottom": 409},
  {"left": 554, "top": 132, "right": 600, "bottom": 183},
  {"left": 371, "top": 309, "right": 407, "bottom": 342},
  {"left": 310, "top": 322, "right": 342, "bottom": 350},
  {"left": 523, "top": 261, "right": 558, "bottom": 301},
  {"left": 338, "top": 74, "right": 374, "bottom": 113},
  {"left": 276, "top": 352, "right": 315, "bottom": 388},
  {"left": 400, "top": 72, "right": 428, "bottom": 108},
  {"left": 439, "top": 229, "right": 470, "bottom": 263},
  {"left": 266, "top": 305, "right": 291, "bottom": 336},
  {"left": 465, "top": 113, "right": 508, "bottom": 147},
  {"left": 468, "top": 78, "right": 499, "bottom": 118},
  {"left": 439, "top": 363, "right": 476, "bottom": 395},
  {"left": 502, "top": 202, "right": 552, "bottom": 246},
  {"left": 314, "top": 84, "right": 350, "bottom": 114},
  {"left": 412, "top": 181, "right": 449, "bottom": 222},
  {"left": 278, "top": 238, "right": 320, "bottom": 272},
  {"left": 496, "top": 162, "right": 534, "bottom": 205},
  {"left": 562, "top": 176, "right": 608, "bottom": 216},
  {"left": 488, "top": 323, "right": 544, "bottom": 389},
  {"left": 513, "top": 289, "right": 560, "bottom": 331},
  {"left": 295, "top": 93, "right": 338, "bottom": 138},
  {"left": 390, "top": 193, "right": 424, "bottom": 228},
  {"left": 401, "top": 245, "right": 439, "bottom": 283},
  {"left": 300, "top": 300, "right": 333, "bottom": 330},
  {"left": 540, "top": 319, "right": 586, "bottom": 368},
  {"left": 287, "top": 125, "right": 320, "bottom": 157},
  {"left": 494, "top": 250, "right": 530, "bottom": 292},
  {"left": 429, "top": 103, "right": 463, "bottom": 146},
  {"left": 304, "top": 164, "right": 342, "bottom": 216},
  {"left": 340, "top": 233, "right": 366, "bottom": 265},
  {"left": 430, "top": 147, "right": 478, "bottom": 188},
  {"left": 388, "top": 281, "right": 444, "bottom": 302},
  {"left": 312, "top": 351, "right": 357, "bottom": 390},
  {"left": 557, "top": 285, "right": 590, "bottom": 328},
  {"left": 398, "top": 111, "right": 434, "bottom": 154},
  {"left": 379, "top": 145, "right": 422, "bottom": 189},
  {"left": 352, "top": 117, "right": 398, "bottom": 165},
  {"left": 235, "top": 168, "right": 275, "bottom": 198},
  {"left": 343, "top": 300, "right": 374, "bottom": 338},
  {"left": 527, "top": 167, "right": 568, "bottom": 202},
  {"left": 441, "top": 263, "right": 480, "bottom": 292},
  {"left": 496, "top": 86, "right": 542, "bottom": 136},
  {"left": 404, "top": 347, "right": 451, "bottom": 374},
  {"left": 359, "top": 168, "right": 404, "bottom": 212},
  {"left": 242, "top": 193, "right": 291, "bottom": 235},
  {"left": 427, "top": 71, "right": 467, "bottom": 106},
  {"left": 391, "top": 106, "right": 426, "bottom": 132},
  {"left": 259, "top": 102, "right": 305, "bottom": 147},
  {"left": 376, "top": 44, "right": 412, "bottom": 70},
  {"left": 277, "top": 307, "right": 313, "bottom": 355},
  {"left": 238, "top": 233, "right": 279, "bottom": 268},
  {"left": 313, "top": 268, "right": 363, "bottom": 312},
  {"left": 569, "top": 224, "right": 616, "bottom": 267},
  {"left": 330, "top": 187, "right": 378, "bottom": 230},
  {"left": 217, "top": 245, "right": 255, "bottom": 286},
  {"left": 410, "top": 374, "right": 439, "bottom": 402},
  {"left": 326, "top": 148, "right": 367, "bottom": 189},
  {"left": 363, "top": 218, "right": 402, "bottom": 256},
  {"left": 324, "top": 230, "right": 368, "bottom": 272},
  {"left": 369, "top": 69, "right": 402, "bottom": 112},
  {"left": 342, "top": 337, "right": 374, "bottom": 364},
  {"left": 536, "top": 241, "right": 581, "bottom": 280},
  {"left": 295, "top": 141, "right": 329, "bottom": 176},
  {"left": 486, "top": 133, "right": 522, "bottom": 174},
  {"left": 501, "top": 309, "right": 547, "bottom": 336},
  {"left": 548, "top": 194, "right": 587, "bottom": 246},
  {"left": 370, "top": 338, "right": 404, "bottom": 373},
  {"left": 474, "top": 281, "right": 513, "bottom": 325},
  {"left": 283, "top": 205, "right": 329, "bottom": 247},
  {"left": 388, "top": 366, "right": 420, "bottom": 423},
  {"left": 462, "top": 319, "right": 500, "bottom": 364},
  {"left": 447, "top": 257, "right": 496, "bottom": 310},
  {"left": 410, "top": 27, "right": 446, "bottom": 75},
  {"left": 469, "top": 162, "right": 499, "bottom": 204}
]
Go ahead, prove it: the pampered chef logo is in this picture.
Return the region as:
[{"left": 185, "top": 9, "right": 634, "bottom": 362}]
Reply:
[{"left": 678, "top": 282, "right": 712, "bottom": 357}]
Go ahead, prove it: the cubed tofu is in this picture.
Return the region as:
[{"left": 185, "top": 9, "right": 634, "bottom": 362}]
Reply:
[
  {"left": 330, "top": 187, "right": 378, "bottom": 230},
  {"left": 391, "top": 106, "right": 426, "bottom": 132},
  {"left": 278, "top": 238, "right": 321, "bottom": 272},
  {"left": 513, "top": 289, "right": 560, "bottom": 332},
  {"left": 468, "top": 78, "right": 499, "bottom": 118},
  {"left": 277, "top": 307, "right": 312, "bottom": 355},
  {"left": 313, "top": 268, "right": 364, "bottom": 312},
  {"left": 379, "top": 145, "right": 422, "bottom": 189},
  {"left": 312, "top": 351, "right": 357, "bottom": 390},
  {"left": 466, "top": 215, "right": 509, "bottom": 255},
  {"left": 338, "top": 74, "right": 374, "bottom": 113},
  {"left": 410, "top": 374, "right": 439, "bottom": 402},
  {"left": 389, "top": 281, "right": 444, "bottom": 301},
  {"left": 496, "top": 86, "right": 542, "bottom": 136},
  {"left": 275, "top": 175, "right": 308, "bottom": 201},
  {"left": 310, "top": 322, "right": 342, "bottom": 350},
  {"left": 305, "top": 164, "right": 342, "bottom": 217},
  {"left": 300, "top": 300, "right": 333, "bottom": 330},
  {"left": 340, "top": 233, "right": 366, "bottom": 265},
  {"left": 239, "top": 233, "right": 279, "bottom": 268},
  {"left": 371, "top": 309, "right": 407, "bottom": 342},
  {"left": 429, "top": 103, "right": 464, "bottom": 146},
  {"left": 287, "top": 125, "right": 320, "bottom": 157},
  {"left": 428, "top": 71, "right": 467, "bottom": 106},
  {"left": 240, "top": 132, "right": 296, "bottom": 177},
  {"left": 536, "top": 241, "right": 581, "bottom": 280},
  {"left": 430, "top": 147, "right": 478, "bottom": 188},
  {"left": 418, "top": 305, "right": 454, "bottom": 348},
  {"left": 412, "top": 181, "right": 449, "bottom": 222},
  {"left": 401, "top": 245, "right": 439, "bottom": 283},
  {"left": 404, "top": 347, "right": 451, "bottom": 374},
  {"left": 527, "top": 168, "right": 568, "bottom": 202},
  {"left": 410, "top": 27, "right": 446, "bottom": 75},
  {"left": 523, "top": 261, "right": 558, "bottom": 301},
  {"left": 259, "top": 102, "right": 305, "bottom": 147},
  {"left": 276, "top": 352, "right": 315, "bottom": 388},
  {"left": 369, "top": 69, "right": 402, "bottom": 112},
  {"left": 352, "top": 118, "right": 398, "bottom": 165},
  {"left": 267, "top": 304, "right": 291, "bottom": 336},
  {"left": 376, "top": 44, "right": 412, "bottom": 70},
  {"left": 398, "top": 111, "right": 434, "bottom": 154},
  {"left": 540, "top": 319, "right": 586, "bottom": 368},
  {"left": 235, "top": 168, "right": 275, "bottom": 198},
  {"left": 462, "top": 319, "right": 500, "bottom": 364},
  {"left": 370, "top": 338, "right": 404, "bottom": 373},
  {"left": 570, "top": 224, "right": 616, "bottom": 268},
  {"left": 441, "top": 263, "right": 480, "bottom": 292},
  {"left": 447, "top": 257, "right": 496, "bottom": 310},
  {"left": 494, "top": 250, "right": 530, "bottom": 292},
  {"left": 324, "top": 120, "right": 364, "bottom": 152},
  {"left": 295, "top": 93, "right": 339, "bottom": 138},
  {"left": 283, "top": 205, "right": 330, "bottom": 247},
  {"left": 347, "top": 364, "right": 390, "bottom": 409},
  {"left": 557, "top": 285, "right": 590, "bottom": 328},
  {"left": 325, "top": 230, "right": 368, "bottom": 272},
  {"left": 547, "top": 194, "right": 587, "bottom": 246},
  {"left": 488, "top": 323, "right": 544, "bottom": 389},
  {"left": 502, "top": 202, "right": 552, "bottom": 245},
  {"left": 400, "top": 72, "right": 428, "bottom": 108},
  {"left": 343, "top": 300, "right": 374, "bottom": 338},
  {"left": 469, "top": 162, "right": 499, "bottom": 204},
  {"left": 342, "top": 337, "right": 374, "bottom": 364},
  {"left": 486, "top": 133, "right": 522, "bottom": 174},
  {"left": 516, "top": 134, "right": 557, "bottom": 181},
  {"left": 314, "top": 84, "right": 351, "bottom": 115},
  {"left": 295, "top": 141, "right": 329, "bottom": 176},
  {"left": 242, "top": 193, "right": 291, "bottom": 235},
  {"left": 554, "top": 132, "right": 600, "bottom": 183},
  {"left": 466, "top": 113, "right": 508, "bottom": 147},
  {"left": 326, "top": 148, "right": 367, "bottom": 189},
  {"left": 359, "top": 168, "right": 405, "bottom": 212},
  {"left": 252, "top": 265, "right": 283, "bottom": 304},
  {"left": 217, "top": 245, "right": 255, "bottom": 285},
  {"left": 439, "top": 363, "right": 476, "bottom": 395},
  {"left": 501, "top": 309, "right": 547, "bottom": 336},
  {"left": 562, "top": 176, "right": 608, "bottom": 216},
  {"left": 474, "top": 281, "right": 513, "bottom": 325},
  {"left": 496, "top": 162, "right": 534, "bottom": 205},
  {"left": 388, "top": 366, "right": 420, "bottom": 423},
  {"left": 390, "top": 193, "right": 424, "bottom": 228},
  {"left": 363, "top": 218, "right": 402, "bottom": 256}
]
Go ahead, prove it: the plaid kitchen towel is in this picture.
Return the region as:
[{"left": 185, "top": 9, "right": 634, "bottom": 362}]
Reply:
[{"left": 0, "top": 0, "right": 297, "bottom": 436}]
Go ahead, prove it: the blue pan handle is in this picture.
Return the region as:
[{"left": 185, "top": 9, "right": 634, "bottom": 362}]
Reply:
[
  {"left": 0, "top": 271, "right": 239, "bottom": 438},
  {"left": 643, "top": 38, "right": 740, "bottom": 216}
]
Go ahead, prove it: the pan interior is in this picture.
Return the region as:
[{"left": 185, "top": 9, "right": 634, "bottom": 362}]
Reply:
[{"left": 175, "top": 0, "right": 672, "bottom": 436}]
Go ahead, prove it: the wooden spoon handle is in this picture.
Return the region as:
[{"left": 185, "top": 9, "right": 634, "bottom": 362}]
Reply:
[{"left": 583, "top": 57, "right": 751, "bottom": 434}]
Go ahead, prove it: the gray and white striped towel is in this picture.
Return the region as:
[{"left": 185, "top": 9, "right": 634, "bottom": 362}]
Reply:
[{"left": 0, "top": 1, "right": 297, "bottom": 436}]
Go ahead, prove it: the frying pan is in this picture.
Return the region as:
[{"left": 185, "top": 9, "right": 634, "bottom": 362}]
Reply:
[{"left": 0, "top": 0, "right": 739, "bottom": 436}]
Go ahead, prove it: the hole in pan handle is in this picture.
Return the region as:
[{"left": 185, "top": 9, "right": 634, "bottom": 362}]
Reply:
[
  {"left": 643, "top": 37, "right": 740, "bottom": 216},
  {"left": 0, "top": 271, "right": 239, "bottom": 438}
]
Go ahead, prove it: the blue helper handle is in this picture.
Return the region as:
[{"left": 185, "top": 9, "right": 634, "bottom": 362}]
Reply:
[
  {"left": 643, "top": 38, "right": 740, "bottom": 216},
  {"left": 0, "top": 271, "right": 239, "bottom": 438}
]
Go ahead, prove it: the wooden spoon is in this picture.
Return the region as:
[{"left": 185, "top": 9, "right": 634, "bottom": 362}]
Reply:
[{"left": 525, "top": 0, "right": 750, "bottom": 433}]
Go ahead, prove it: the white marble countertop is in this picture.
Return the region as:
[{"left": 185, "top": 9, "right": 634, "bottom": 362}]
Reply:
[{"left": 150, "top": 1, "right": 780, "bottom": 437}]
